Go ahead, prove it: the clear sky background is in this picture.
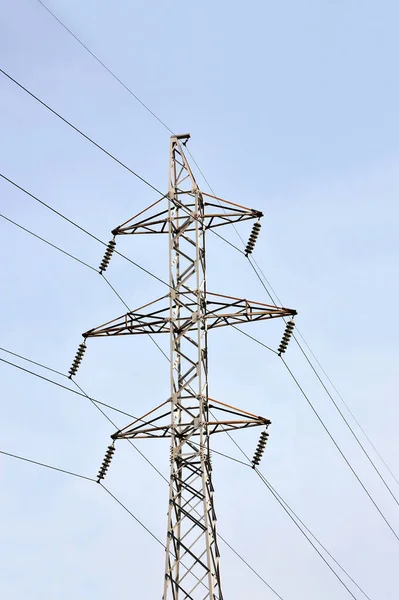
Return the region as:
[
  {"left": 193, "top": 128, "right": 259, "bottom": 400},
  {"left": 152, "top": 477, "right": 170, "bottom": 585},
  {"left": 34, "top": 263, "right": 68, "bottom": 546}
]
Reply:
[{"left": 1, "top": 1, "right": 398, "bottom": 598}]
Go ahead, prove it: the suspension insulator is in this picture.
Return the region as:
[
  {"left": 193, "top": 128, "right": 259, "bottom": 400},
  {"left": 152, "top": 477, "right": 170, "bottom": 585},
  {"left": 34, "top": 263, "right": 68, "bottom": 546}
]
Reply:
[
  {"left": 68, "top": 341, "right": 87, "bottom": 378},
  {"left": 97, "top": 444, "right": 116, "bottom": 482},
  {"left": 245, "top": 220, "right": 261, "bottom": 256},
  {"left": 251, "top": 430, "right": 269, "bottom": 468},
  {"left": 277, "top": 319, "right": 295, "bottom": 356},
  {"left": 99, "top": 239, "right": 116, "bottom": 274}
]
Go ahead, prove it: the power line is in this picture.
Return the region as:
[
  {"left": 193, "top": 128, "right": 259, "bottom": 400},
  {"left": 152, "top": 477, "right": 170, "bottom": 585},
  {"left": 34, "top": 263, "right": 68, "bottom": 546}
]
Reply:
[
  {"left": 169, "top": 111, "right": 399, "bottom": 523},
  {"left": 3, "top": 331, "right": 385, "bottom": 572},
  {"left": 35, "top": 0, "right": 175, "bottom": 135},
  {"left": 245, "top": 255, "right": 399, "bottom": 506},
  {"left": 0, "top": 443, "right": 221, "bottom": 600},
  {"left": 0, "top": 348, "right": 284, "bottom": 598},
  {"left": 0, "top": 175, "right": 277, "bottom": 354},
  {"left": 280, "top": 357, "right": 399, "bottom": 541},
  {"left": 0, "top": 355, "right": 136, "bottom": 420},
  {"left": 3, "top": 189, "right": 382, "bottom": 596},
  {"left": 294, "top": 338, "right": 399, "bottom": 506},
  {"left": 100, "top": 484, "right": 223, "bottom": 600},
  {"left": 0, "top": 345, "right": 66, "bottom": 378},
  {"left": 0, "top": 173, "right": 167, "bottom": 286},
  {"left": 0, "top": 346, "right": 369, "bottom": 599},
  {"left": 0, "top": 448, "right": 95, "bottom": 482},
  {"left": 35, "top": 1, "right": 247, "bottom": 259},
  {"left": 2, "top": 182, "right": 395, "bottom": 545},
  {"left": 0, "top": 64, "right": 385, "bottom": 587},
  {"left": 294, "top": 328, "right": 399, "bottom": 490},
  {"left": 0, "top": 68, "right": 163, "bottom": 195},
  {"left": 0, "top": 70, "right": 241, "bottom": 257},
  {"left": 27, "top": 0, "right": 397, "bottom": 508},
  {"left": 215, "top": 426, "right": 372, "bottom": 600},
  {"left": 257, "top": 475, "right": 372, "bottom": 600},
  {"left": 2, "top": 179, "right": 395, "bottom": 544},
  {"left": 99, "top": 484, "right": 164, "bottom": 547},
  {"left": 0, "top": 212, "right": 97, "bottom": 271},
  {"left": 255, "top": 469, "right": 364, "bottom": 600},
  {"left": 104, "top": 283, "right": 375, "bottom": 600},
  {"left": 0, "top": 448, "right": 167, "bottom": 558},
  {"left": 5, "top": 7, "right": 382, "bottom": 593}
]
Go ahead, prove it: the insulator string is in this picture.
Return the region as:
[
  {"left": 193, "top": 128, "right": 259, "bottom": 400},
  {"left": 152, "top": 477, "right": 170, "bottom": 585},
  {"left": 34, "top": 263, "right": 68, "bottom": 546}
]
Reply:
[
  {"left": 278, "top": 319, "right": 295, "bottom": 356},
  {"left": 68, "top": 340, "right": 87, "bottom": 378}
]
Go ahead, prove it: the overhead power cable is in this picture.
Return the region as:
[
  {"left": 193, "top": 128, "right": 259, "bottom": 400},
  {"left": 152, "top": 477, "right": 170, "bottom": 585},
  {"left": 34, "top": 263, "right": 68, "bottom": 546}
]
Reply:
[
  {"left": 0, "top": 449, "right": 168, "bottom": 565},
  {"left": 32, "top": 0, "right": 395, "bottom": 506},
  {"left": 34, "top": 0, "right": 239, "bottom": 238},
  {"left": 280, "top": 357, "right": 399, "bottom": 541},
  {"left": 193, "top": 155, "right": 399, "bottom": 524},
  {"left": 0, "top": 173, "right": 167, "bottom": 286},
  {"left": 5, "top": 7, "right": 384, "bottom": 592},
  {"left": 255, "top": 469, "right": 363, "bottom": 600},
  {"left": 0, "top": 349, "right": 167, "bottom": 482},
  {"left": 258, "top": 474, "right": 372, "bottom": 600},
  {"left": 214, "top": 422, "right": 372, "bottom": 600},
  {"left": 0, "top": 68, "right": 162, "bottom": 195},
  {"left": 0, "top": 212, "right": 97, "bottom": 272},
  {"left": 0, "top": 57, "right": 387, "bottom": 586},
  {"left": 2, "top": 174, "right": 394, "bottom": 536},
  {"left": 292, "top": 342, "right": 399, "bottom": 506},
  {"left": 1, "top": 180, "right": 394, "bottom": 543},
  {"left": 296, "top": 329, "right": 399, "bottom": 489},
  {"left": 0, "top": 341, "right": 370, "bottom": 599},
  {"left": 35, "top": 0, "right": 175, "bottom": 135},
  {"left": 2, "top": 171, "right": 395, "bottom": 552},
  {"left": 0, "top": 178, "right": 277, "bottom": 354},
  {"left": 1, "top": 447, "right": 219, "bottom": 600},
  {"left": 0, "top": 448, "right": 95, "bottom": 482},
  {"left": 246, "top": 256, "right": 399, "bottom": 506},
  {"left": 196, "top": 162, "right": 399, "bottom": 509},
  {"left": 0, "top": 347, "right": 282, "bottom": 598},
  {"left": 0, "top": 70, "right": 241, "bottom": 254},
  {"left": 0, "top": 355, "right": 136, "bottom": 420}
]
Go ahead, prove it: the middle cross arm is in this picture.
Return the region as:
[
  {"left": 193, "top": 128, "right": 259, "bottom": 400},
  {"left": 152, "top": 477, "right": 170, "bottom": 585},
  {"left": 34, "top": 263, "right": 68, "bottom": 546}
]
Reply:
[{"left": 82, "top": 293, "right": 296, "bottom": 338}]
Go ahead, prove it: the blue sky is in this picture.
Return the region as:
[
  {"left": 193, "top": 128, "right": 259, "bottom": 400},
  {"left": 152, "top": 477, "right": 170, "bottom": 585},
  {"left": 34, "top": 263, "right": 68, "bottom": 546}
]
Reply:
[{"left": 1, "top": 1, "right": 398, "bottom": 598}]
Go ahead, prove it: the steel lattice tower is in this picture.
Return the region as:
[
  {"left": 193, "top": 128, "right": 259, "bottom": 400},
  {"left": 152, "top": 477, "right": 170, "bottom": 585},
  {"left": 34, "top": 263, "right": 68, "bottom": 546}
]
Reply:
[{"left": 74, "top": 134, "right": 296, "bottom": 599}]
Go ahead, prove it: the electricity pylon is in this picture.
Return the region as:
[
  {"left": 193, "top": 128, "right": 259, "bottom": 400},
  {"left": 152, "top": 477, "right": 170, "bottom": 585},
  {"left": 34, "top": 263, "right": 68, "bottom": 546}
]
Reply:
[{"left": 72, "top": 134, "right": 296, "bottom": 599}]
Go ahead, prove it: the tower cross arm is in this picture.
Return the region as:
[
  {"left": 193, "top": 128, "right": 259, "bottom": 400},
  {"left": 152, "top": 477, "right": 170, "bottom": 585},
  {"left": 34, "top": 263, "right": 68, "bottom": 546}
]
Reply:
[
  {"left": 81, "top": 293, "right": 296, "bottom": 339},
  {"left": 110, "top": 194, "right": 262, "bottom": 236},
  {"left": 111, "top": 397, "right": 271, "bottom": 441}
]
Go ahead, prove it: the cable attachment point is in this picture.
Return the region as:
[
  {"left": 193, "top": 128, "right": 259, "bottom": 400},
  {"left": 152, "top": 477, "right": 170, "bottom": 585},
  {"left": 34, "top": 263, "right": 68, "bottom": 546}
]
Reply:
[
  {"left": 277, "top": 319, "right": 295, "bottom": 356},
  {"left": 99, "top": 238, "right": 116, "bottom": 274},
  {"left": 97, "top": 443, "right": 116, "bottom": 483},
  {"left": 252, "top": 430, "right": 269, "bottom": 468},
  {"left": 245, "top": 220, "right": 261, "bottom": 256},
  {"left": 68, "top": 340, "right": 87, "bottom": 378}
]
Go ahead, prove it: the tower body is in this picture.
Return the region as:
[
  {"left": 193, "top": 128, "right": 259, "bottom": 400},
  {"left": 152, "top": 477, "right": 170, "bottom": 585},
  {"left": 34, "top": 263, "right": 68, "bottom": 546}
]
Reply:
[
  {"left": 79, "top": 134, "right": 297, "bottom": 600},
  {"left": 163, "top": 136, "right": 221, "bottom": 599}
]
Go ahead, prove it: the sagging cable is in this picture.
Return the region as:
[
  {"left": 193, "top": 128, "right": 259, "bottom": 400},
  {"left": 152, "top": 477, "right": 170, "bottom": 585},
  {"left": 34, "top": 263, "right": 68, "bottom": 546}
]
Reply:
[
  {"left": 277, "top": 319, "right": 295, "bottom": 356},
  {"left": 99, "top": 238, "right": 116, "bottom": 274},
  {"left": 245, "top": 220, "right": 261, "bottom": 256},
  {"left": 252, "top": 430, "right": 269, "bottom": 468},
  {"left": 68, "top": 340, "right": 87, "bottom": 378},
  {"left": 97, "top": 443, "right": 116, "bottom": 482}
]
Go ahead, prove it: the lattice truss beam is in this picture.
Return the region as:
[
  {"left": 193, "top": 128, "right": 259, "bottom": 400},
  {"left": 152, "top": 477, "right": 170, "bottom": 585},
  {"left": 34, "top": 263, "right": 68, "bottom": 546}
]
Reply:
[
  {"left": 82, "top": 293, "right": 296, "bottom": 338},
  {"left": 112, "top": 398, "right": 271, "bottom": 440},
  {"left": 77, "top": 133, "right": 297, "bottom": 600},
  {"left": 111, "top": 194, "right": 262, "bottom": 236}
]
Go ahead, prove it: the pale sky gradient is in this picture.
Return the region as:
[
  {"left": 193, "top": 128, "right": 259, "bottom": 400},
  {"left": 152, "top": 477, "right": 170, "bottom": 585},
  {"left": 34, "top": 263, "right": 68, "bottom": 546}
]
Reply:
[{"left": 1, "top": 1, "right": 398, "bottom": 599}]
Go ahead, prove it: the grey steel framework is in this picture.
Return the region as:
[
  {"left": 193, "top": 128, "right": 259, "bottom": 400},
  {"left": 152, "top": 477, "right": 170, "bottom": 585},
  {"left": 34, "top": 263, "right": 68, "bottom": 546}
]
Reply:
[{"left": 82, "top": 134, "right": 296, "bottom": 599}]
